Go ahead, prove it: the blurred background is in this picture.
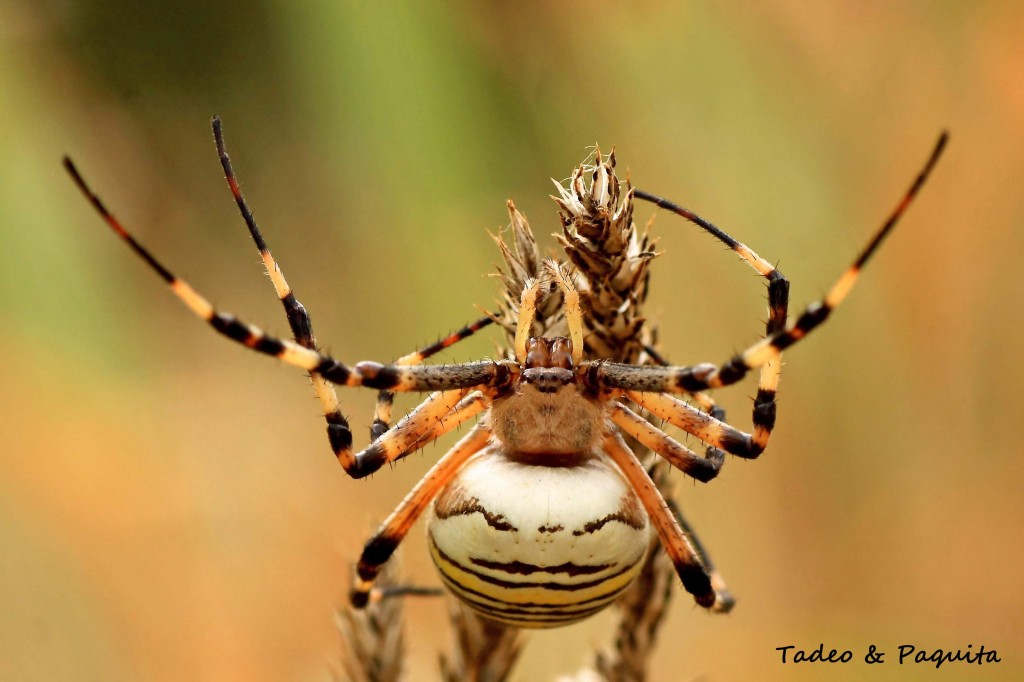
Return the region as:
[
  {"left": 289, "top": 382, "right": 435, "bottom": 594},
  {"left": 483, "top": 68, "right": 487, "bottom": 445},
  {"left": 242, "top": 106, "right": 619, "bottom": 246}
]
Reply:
[{"left": 1, "top": 2, "right": 1021, "bottom": 680}]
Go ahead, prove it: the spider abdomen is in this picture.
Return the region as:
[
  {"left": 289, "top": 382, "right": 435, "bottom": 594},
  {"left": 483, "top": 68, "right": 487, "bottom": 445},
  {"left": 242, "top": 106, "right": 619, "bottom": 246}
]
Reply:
[{"left": 427, "top": 443, "right": 651, "bottom": 628}]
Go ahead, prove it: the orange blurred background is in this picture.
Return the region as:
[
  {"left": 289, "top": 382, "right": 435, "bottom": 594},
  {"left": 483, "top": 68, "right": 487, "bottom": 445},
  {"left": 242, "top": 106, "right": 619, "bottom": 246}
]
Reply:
[{"left": 1, "top": 2, "right": 1021, "bottom": 680}]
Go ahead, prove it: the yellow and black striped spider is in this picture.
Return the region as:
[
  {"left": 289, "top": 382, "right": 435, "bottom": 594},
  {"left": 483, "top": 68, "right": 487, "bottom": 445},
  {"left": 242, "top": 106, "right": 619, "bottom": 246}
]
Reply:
[{"left": 64, "top": 121, "right": 946, "bottom": 628}]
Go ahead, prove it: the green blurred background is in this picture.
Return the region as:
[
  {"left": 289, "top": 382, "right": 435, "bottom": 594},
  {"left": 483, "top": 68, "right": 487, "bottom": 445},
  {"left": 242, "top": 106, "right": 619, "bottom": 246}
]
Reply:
[{"left": 2, "top": 2, "right": 1021, "bottom": 680}]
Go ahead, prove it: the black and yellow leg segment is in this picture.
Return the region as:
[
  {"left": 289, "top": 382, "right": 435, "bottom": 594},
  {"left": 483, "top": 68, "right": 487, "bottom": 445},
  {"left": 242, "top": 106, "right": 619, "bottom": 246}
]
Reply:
[
  {"left": 688, "top": 133, "right": 948, "bottom": 399},
  {"left": 592, "top": 358, "right": 776, "bottom": 457},
  {"left": 635, "top": 182, "right": 788, "bottom": 466},
  {"left": 212, "top": 117, "right": 352, "bottom": 465},
  {"left": 642, "top": 343, "right": 730, "bottom": 466},
  {"left": 352, "top": 423, "right": 493, "bottom": 607},
  {"left": 634, "top": 187, "right": 791, "bottom": 334},
  {"left": 633, "top": 184, "right": 790, "bottom": 446},
  {"left": 610, "top": 403, "right": 724, "bottom": 482},
  {"left": 63, "top": 156, "right": 345, "bottom": 382},
  {"left": 355, "top": 388, "right": 490, "bottom": 475},
  {"left": 371, "top": 315, "right": 494, "bottom": 441},
  {"left": 666, "top": 497, "right": 735, "bottom": 614},
  {"left": 624, "top": 390, "right": 762, "bottom": 459},
  {"left": 601, "top": 430, "right": 716, "bottom": 609}
]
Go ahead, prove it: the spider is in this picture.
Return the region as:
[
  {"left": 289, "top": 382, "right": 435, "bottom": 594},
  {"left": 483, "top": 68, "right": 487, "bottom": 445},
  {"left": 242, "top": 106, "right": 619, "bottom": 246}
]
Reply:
[{"left": 64, "top": 122, "right": 947, "bottom": 628}]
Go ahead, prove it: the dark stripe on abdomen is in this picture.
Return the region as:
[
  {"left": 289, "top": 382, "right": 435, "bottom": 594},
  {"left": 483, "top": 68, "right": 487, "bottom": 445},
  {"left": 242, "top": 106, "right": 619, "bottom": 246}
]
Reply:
[
  {"left": 432, "top": 543, "right": 636, "bottom": 592},
  {"left": 435, "top": 570, "right": 628, "bottom": 626},
  {"left": 469, "top": 557, "right": 613, "bottom": 576}
]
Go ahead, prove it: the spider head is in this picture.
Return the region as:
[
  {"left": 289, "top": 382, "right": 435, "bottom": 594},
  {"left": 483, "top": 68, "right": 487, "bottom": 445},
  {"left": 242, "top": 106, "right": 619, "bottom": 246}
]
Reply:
[{"left": 489, "top": 336, "right": 604, "bottom": 456}]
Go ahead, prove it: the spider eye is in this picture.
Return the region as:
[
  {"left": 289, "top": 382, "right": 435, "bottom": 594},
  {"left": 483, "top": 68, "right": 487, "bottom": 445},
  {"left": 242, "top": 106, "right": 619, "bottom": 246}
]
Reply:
[{"left": 521, "top": 367, "right": 574, "bottom": 393}]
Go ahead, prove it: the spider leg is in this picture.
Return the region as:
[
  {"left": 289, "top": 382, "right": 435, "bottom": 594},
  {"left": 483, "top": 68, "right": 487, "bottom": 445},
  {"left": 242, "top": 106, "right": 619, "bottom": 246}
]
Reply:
[
  {"left": 625, "top": 390, "right": 760, "bottom": 459},
  {"left": 64, "top": 157, "right": 514, "bottom": 478},
  {"left": 360, "top": 389, "right": 489, "bottom": 471},
  {"left": 592, "top": 132, "right": 948, "bottom": 453},
  {"left": 642, "top": 343, "right": 728, "bottom": 465},
  {"left": 610, "top": 403, "right": 723, "bottom": 482},
  {"left": 214, "top": 118, "right": 501, "bottom": 469},
  {"left": 666, "top": 497, "right": 734, "bottom": 613},
  {"left": 601, "top": 430, "right": 715, "bottom": 608},
  {"left": 632, "top": 189, "right": 790, "bottom": 337},
  {"left": 638, "top": 348, "right": 734, "bottom": 609},
  {"left": 352, "top": 422, "right": 493, "bottom": 607},
  {"left": 212, "top": 117, "right": 354, "bottom": 468},
  {"left": 371, "top": 316, "right": 494, "bottom": 441},
  {"left": 635, "top": 185, "right": 790, "bottom": 457}
]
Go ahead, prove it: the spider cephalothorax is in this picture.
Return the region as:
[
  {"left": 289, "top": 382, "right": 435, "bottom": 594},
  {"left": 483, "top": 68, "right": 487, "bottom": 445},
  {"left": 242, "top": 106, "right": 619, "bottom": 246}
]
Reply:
[
  {"left": 65, "top": 119, "right": 947, "bottom": 628},
  {"left": 489, "top": 336, "right": 604, "bottom": 456}
]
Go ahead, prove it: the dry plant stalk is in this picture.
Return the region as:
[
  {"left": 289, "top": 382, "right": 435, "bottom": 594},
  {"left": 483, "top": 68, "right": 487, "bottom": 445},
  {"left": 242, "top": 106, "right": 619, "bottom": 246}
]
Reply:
[
  {"left": 340, "top": 149, "right": 684, "bottom": 681},
  {"left": 490, "top": 149, "right": 682, "bottom": 682},
  {"left": 555, "top": 152, "right": 681, "bottom": 682},
  {"left": 335, "top": 562, "right": 407, "bottom": 682},
  {"left": 440, "top": 601, "right": 523, "bottom": 682}
]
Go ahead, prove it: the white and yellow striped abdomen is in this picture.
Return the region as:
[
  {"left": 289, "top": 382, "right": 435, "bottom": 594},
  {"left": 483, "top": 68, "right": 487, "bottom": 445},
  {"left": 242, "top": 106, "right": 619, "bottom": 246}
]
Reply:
[{"left": 427, "top": 443, "right": 651, "bottom": 628}]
